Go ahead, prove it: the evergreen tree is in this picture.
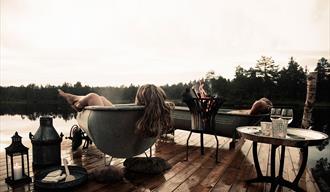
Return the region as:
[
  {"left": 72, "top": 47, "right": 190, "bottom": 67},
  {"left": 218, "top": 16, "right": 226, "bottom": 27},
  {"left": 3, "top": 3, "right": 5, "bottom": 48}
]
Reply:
[
  {"left": 314, "top": 57, "right": 330, "bottom": 102},
  {"left": 255, "top": 56, "right": 278, "bottom": 98},
  {"left": 211, "top": 75, "right": 229, "bottom": 100},
  {"left": 315, "top": 57, "right": 330, "bottom": 81},
  {"left": 255, "top": 56, "right": 279, "bottom": 81},
  {"left": 277, "top": 57, "right": 306, "bottom": 100}
]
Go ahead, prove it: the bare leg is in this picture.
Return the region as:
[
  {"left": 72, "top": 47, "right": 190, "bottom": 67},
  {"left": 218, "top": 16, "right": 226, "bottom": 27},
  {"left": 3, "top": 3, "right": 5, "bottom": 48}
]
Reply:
[
  {"left": 58, "top": 90, "right": 113, "bottom": 111},
  {"left": 58, "top": 89, "right": 83, "bottom": 105},
  {"left": 77, "top": 93, "right": 108, "bottom": 107},
  {"left": 100, "top": 96, "right": 113, "bottom": 106}
]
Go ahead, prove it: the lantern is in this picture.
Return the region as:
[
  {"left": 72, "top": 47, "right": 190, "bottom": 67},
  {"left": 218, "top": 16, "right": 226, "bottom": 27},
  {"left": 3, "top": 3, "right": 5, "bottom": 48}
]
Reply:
[
  {"left": 29, "top": 116, "right": 63, "bottom": 169},
  {"left": 5, "top": 132, "right": 32, "bottom": 186}
]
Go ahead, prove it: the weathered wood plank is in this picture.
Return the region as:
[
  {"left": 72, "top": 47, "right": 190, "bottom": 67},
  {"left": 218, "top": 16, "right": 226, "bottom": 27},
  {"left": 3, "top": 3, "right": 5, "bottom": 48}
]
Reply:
[
  {"left": 148, "top": 134, "right": 220, "bottom": 191},
  {"left": 288, "top": 147, "right": 320, "bottom": 192},
  {"left": 155, "top": 148, "right": 216, "bottom": 192},
  {"left": 0, "top": 131, "right": 322, "bottom": 192},
  {"left": 172, "top": 138, "right": 232, "bottom": 192},
  {"left": 227, "top": 140, "right": 254, "bottom": 192},
  {"left": 197, "top": 138, "right": 245, "bottom": 192},
  {"left": 245, "top": 143, "right": 270, "bottom": 192}
]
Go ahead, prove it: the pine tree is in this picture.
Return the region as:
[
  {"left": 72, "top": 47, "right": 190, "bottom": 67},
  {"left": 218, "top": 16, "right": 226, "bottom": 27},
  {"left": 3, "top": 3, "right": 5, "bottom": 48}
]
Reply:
[{"left": 255, "top": 56, "right": 279, "bottom": 81}]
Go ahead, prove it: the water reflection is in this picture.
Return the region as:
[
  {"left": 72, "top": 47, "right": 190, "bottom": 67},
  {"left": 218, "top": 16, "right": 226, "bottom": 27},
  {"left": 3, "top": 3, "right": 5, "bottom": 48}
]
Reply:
[{"left": 0, "top": 103, "right": 76, "bottom": 121}]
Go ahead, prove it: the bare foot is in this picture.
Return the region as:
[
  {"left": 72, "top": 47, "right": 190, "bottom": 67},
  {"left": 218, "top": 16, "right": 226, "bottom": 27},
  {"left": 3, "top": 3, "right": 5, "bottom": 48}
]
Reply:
[
  {"left": 58, "top": 89, "right": 75, "bottom": 104},
  {"left": 58, "top": 89, "right": 66, "bottom": 99},
  {"left": 58, "top": 89, "right": 82, "bottom": 111}
]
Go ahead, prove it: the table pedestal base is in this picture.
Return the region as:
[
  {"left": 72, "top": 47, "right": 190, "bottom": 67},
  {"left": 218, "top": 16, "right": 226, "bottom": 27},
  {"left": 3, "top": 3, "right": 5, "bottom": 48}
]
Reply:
[
  {"left": 247, "top": 176, "right": 305, "bottom": 192},
  {"left": 248, "top": 142, "right": 308, "bottom": 192}
]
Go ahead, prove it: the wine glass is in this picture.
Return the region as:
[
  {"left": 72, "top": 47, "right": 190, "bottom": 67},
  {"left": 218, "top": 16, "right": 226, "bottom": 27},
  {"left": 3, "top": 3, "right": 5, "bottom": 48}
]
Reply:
[
  {"left": 270, "top": 107, "right": 282, "bottom": 121},
  {"left": 281, "top": 108, "right": 293, "bottom": 125}
]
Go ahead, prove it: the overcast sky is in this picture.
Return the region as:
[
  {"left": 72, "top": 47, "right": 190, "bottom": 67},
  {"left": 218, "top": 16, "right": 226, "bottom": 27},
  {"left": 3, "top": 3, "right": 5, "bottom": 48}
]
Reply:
[{"left": 1, "top": 0, "right": 329, "bottom": 87}]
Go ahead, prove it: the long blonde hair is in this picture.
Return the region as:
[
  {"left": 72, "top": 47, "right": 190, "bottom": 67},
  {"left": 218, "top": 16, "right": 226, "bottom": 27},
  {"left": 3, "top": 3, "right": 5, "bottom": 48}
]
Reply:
[{"left": 135, "top": 84, "right": 174, "bottom": 137}]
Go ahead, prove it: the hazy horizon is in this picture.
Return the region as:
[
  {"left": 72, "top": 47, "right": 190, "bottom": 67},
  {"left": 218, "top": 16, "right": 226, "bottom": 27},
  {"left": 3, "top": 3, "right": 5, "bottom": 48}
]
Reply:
[
  {"left": 0, "top": 52, "right": 328, "bottom": 88},
  {"left": 1, "top": 0, "right": 329, "bottom": 87}
]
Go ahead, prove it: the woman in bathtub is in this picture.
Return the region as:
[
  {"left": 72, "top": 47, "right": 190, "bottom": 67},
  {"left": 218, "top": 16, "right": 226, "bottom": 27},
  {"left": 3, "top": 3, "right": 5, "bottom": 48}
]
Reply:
[{"left": 58, "top": 84, "right": 174, "bottom": 137}]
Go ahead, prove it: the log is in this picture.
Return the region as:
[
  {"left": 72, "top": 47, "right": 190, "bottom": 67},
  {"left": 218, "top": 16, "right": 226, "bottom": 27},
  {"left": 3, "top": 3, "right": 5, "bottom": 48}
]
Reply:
[{"left": 301, "top": 72, "right": 318, "bottom": 129}]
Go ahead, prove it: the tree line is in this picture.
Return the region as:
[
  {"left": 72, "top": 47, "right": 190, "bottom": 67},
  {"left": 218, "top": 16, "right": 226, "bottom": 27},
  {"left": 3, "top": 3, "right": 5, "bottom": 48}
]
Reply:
[
  {"left": 1, "top": 57, "right": 329, "bottom": 108},
  {"left": 209, "top": 57, "right": 329, "bottom": 107}
]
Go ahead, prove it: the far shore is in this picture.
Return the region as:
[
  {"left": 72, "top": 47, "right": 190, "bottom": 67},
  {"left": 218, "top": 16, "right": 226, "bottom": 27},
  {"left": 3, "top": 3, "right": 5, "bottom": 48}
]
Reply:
[{"left": 1, "top": 100, "right": 330, "bottom": 108}]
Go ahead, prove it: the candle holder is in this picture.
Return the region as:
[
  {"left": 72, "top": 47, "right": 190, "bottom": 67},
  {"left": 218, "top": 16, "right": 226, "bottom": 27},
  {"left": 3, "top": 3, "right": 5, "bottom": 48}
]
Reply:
[{"left": 5, "top": 132, "right": 32, "bottom": 186}]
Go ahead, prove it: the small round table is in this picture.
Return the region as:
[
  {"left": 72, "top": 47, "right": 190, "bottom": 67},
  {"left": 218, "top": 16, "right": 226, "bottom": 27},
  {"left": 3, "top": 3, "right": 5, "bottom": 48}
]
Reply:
[{"left": 237, "top": 126, "right": 328, "bottom": 192}]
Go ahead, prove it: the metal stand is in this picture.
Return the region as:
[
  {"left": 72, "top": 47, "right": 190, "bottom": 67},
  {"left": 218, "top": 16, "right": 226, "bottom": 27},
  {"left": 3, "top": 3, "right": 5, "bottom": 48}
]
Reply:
[
  {"left": 184, "top": 96, "right": 222, "bottom": 163},
  {"left": 66, "top": 124, "right": 92, "bottom": 149},
  {"left": 186, "top": 130, "right": 219, "bottom": 163},
  {"left": 82, "top": 132, "right": 92, "bottom": 149},
  {"left": 144, "top": 147, "right": 153, "bottom": 158},
  {"left": 247, "top": 141, "right": 308, "bottom": 192},
  {"left": 186, "top": 131, "right": 192, "bottom": 161}
]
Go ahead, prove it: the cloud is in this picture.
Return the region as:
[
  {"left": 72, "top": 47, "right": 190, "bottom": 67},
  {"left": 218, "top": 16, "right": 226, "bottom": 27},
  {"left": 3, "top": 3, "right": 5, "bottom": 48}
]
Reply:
[{"left": 1, "top": 0, "right": 329, "bottom": 86}]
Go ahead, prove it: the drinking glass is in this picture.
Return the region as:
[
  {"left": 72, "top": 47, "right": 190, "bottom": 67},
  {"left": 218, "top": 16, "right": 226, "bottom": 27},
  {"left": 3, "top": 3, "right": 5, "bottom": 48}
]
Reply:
[
  {"left": 272, "top": 119, "right": 287, "bottom": 138},
  {"left": 260, "top": 122, "right": 272, "bottom": 136},
  {"left": 281, "top": 108, "right": 293, "bottom": 125},
  {"left": 270, "top": 108, "right": 282, "bottom": 121}
]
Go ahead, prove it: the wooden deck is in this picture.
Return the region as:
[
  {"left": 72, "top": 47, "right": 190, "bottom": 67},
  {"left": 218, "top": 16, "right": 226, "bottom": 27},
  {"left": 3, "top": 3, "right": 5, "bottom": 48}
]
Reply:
[{"left": 0, "top": 130, "right": 320, "bottom": 192}]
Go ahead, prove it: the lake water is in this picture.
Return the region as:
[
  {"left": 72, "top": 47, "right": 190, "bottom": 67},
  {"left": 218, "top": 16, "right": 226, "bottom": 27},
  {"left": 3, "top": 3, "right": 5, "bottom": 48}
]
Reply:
[
  {"left": 0, "top": 104, "right": 329, "bottom": 169},
  {"left": 0, "top": 115, "right": 75, "bottom": 151}
]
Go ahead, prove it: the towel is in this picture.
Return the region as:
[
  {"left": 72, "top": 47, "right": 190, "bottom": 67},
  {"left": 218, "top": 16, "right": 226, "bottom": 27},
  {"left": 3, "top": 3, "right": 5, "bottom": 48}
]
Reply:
[{"left": 41, "top": 169, "right": 67, "bottom": 183}]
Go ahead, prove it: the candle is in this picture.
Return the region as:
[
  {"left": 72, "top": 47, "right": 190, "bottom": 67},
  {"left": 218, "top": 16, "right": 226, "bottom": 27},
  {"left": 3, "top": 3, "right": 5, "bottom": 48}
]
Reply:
[{"left": 13, "top": 163, "right": 23, "bottom": 180}]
